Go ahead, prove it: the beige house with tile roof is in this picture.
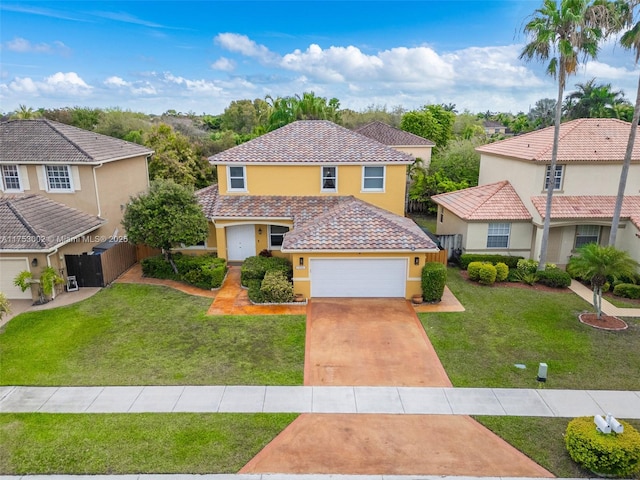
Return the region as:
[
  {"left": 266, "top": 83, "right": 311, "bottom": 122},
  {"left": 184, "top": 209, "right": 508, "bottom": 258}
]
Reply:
[
  {"left": 432, "top": 118, "right": 640, "bottom": 267},
  {"left": 355, "top": 121, "right": 435, "bottom": 165},
  {"left": 195, "top": 120, "right": 440, "bottom": 299},
  {"left": 0, "top": 119, "right": 153, "bottom": 299}
]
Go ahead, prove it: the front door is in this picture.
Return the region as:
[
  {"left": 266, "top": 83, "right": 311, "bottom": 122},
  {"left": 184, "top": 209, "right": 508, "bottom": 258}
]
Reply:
[{"left": 226, "top": 224, "right": 256, "bottom": 261}]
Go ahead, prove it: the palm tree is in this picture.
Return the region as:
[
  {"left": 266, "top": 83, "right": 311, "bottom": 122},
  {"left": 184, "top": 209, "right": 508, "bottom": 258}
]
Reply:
[
  {"left": 520, "top": 0, "right": 620, "bottom": 271},
  {"left": 564, "top": 78, "right": 629, "bottom": 119},
  {"left": 568, "top": 243, "right": 639, "bottom": 319},
  {"left": 611, "top": 12, "right": 640, "bottom": 246},
  {"left": 12, "top": 104, "right": 40, "bottom": 119}
]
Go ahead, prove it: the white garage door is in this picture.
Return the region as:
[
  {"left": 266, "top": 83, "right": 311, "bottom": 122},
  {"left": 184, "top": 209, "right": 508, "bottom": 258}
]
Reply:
[
  {"left": 310, "top": 258, "right": 407, "bottom": 298},
  {"left": 0, "top": 258, "right": 32, "bottom": 299}
]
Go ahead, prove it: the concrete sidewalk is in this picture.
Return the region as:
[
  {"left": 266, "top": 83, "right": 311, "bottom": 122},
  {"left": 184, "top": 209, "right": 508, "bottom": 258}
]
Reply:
[
  {"left": 0, "top": 475, "right": 601, "bottom": 480},
  {"left": 2, "top": 385, "right": 639, "bottom": 418},
  {"left": 569, "top": 280, "right": 640, "bottom": 317}
]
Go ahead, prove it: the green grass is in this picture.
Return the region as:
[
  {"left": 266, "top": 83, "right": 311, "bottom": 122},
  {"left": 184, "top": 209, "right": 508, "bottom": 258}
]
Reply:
[
  {"left": 420, "top": 268, "right": 640, "bottom": 390},
  {"left": 0, "top": 283, "right": 306, "bottom": 386},
  {"left": 410, "top": 214, "right": 437, "bottom": 232},
  {"left": 604, "top": 293, "right": 640, "bottom": 309},
  {"left": 0, "top": 413, "right": 296, "bottom": 474},
  {"left": 475, "top": 416, "right": 640, "bottom": 479}
]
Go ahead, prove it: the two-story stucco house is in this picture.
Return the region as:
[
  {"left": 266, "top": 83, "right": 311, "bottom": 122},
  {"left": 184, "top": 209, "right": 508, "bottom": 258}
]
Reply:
[
  {"left": 432, "top": 118, "right": 640, "bottom": 267},
  {"left": 194, "top": 120, "right": 439, "bottom": 299},
  {"left": 0, "top": 119, "right": 153, "bottom": 299},
  {"left": 355, "top": 121, "right": 435, "bottom": 165}
]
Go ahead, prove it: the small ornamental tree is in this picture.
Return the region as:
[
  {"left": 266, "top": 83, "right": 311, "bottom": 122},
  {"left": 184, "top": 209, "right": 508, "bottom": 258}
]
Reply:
[
  {"left": 0, "top": 292, "right": 11, "bottom": 321},
  {"left": 123, "top": 180, "right": 208, "bottom": 274}
]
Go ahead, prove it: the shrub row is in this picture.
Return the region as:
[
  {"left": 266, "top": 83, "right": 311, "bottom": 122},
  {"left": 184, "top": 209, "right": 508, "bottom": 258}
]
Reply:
[
  {"left": 421, "top": 262, "right": 447, "bottom": 302},
  {"left": 613, "top": 283, "right": 640, "bottom": 299},
  {"left": 141, "top": 253, "right": 227, "bottom": 289},
  {"left": 243, "top": 255, "right": 294, "bottom": 304},
  {"left": 241, "top": 255, "right": 293, "bottom": 287},
  {"left": 467, "top": 261, "right": 508, "bottom": 286},
  {"left": 460, "top": 254, "right": 523, "bottom": 270},
  {"left": 536, "top": 268, "right": 572, "bottom": 288}
]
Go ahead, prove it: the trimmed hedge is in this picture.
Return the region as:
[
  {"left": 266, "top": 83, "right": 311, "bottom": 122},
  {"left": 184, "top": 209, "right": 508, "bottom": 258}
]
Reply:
[
  {"left": 478, "top": 263, "right": 497, "bottom": 285},
  {"left": 467, "top": 261, "right": 483, "bottom": 281},
  {"left": 260, "top": 270, "right": 295, "bottom": 303},
  {"left": 494, "top": 262, "right": 509, "bottom": 282},
  {"left": 141, "top": 253, "right": 227, "bottom": 289},
  {"left": 613, "top": 283, "right": 640, "bottom": 299},
  {"left": 241, "top": 256, "right": 293, "bottom": 287},
  {"left": 536, "top": 268, "right": 572, "bottom": 288},
  {"left": 460, "top": 254, "right": 523, "bottom": 270},
  {"left": 421, "top": 262, "right": 447, "bottom": 302},
  {"left": 565, "top": 416, "right": 640, "bottom": 477}
]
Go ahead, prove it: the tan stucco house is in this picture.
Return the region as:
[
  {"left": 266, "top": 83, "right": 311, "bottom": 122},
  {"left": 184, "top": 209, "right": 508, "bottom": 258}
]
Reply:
[
  {"left": 355, "top": 121, "right": 435, "bottom": 166},
  {"left": 432, "top": 118, "right": 640, "bottom": 267},
  {"left": 192, "top": 120, "right": 439, "bottom": 299},
  {"left": 0, "top": 119, "right": 153, "bottom": 300}
]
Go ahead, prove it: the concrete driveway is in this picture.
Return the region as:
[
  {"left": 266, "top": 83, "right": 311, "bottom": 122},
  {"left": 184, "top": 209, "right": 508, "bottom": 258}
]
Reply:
[{"left": 304, "top": 298, "right": 451, "bottom": 386}]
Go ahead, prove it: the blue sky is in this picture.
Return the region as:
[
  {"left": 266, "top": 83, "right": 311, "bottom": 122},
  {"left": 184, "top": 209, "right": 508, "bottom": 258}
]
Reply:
[{"left": 1, "top": 1, "right": 639, "bottom": 116}]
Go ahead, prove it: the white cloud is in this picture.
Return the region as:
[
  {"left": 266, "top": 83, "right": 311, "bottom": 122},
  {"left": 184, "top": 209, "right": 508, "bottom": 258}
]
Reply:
[
  {"left": 104, "top": 76, "right": 157, "bottom": 95},
  {"left": 2, "top": 37, "right": 70, "bottom": 55},
  {"left": 3, "top": 72, "right": 92, "bottom": 98},
  {"left": 211, "top": 57, "right": 236, "bottom": 72},
  {"left": 104, "top": 76, "right": 129, "bottom": 87},
  {"left": 162, "top": 72, "right": 223, "bottom": 94},
  {"left": 214, "top": 33, "right": 279, "bottom": 64}
]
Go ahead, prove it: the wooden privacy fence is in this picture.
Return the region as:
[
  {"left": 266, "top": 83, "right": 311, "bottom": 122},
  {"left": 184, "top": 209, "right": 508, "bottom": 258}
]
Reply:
[
  {"left": 424, "top": 249, "right": 448, "bottom": 266},
  {"left": 65, "top": 241, "right": 137, "bottom": 287}
]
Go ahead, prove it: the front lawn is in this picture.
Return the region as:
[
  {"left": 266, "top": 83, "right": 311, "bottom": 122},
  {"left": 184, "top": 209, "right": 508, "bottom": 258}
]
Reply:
[
  {"left": 420, "top": 268, "right": 640, "bottom": 390},
  {"left": 0, "top": 413, "right": 296, "bottom": 474},
  {"left": 0, "top": 283, "right": 305, "bottom": 386}
]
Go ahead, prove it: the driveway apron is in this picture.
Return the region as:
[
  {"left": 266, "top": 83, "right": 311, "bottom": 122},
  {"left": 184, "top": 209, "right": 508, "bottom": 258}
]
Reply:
[{"left": 242, "top": 297, "right": 554, "bottom": 477}]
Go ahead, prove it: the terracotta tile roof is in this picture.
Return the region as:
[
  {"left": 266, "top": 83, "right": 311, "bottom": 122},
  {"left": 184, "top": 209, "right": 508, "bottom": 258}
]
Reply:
[
  {"left": 195, "top": 188, "right": 437, "bottom": 251},
  {"left": 531, "top": 195, "right": 640, "bottom": 228},
  {"left": 355, "top": 121, "right": 435, "bottom": 146},
  {"left": 208, "top": 120, "right": 415, "bottom": 165},
  {"left": 0, "top": 194, "right": 104, "bottom": 250},
  {"left": 282, "top": 198, "right": 437, "bottom": 251},
  {"left": 0, "top": 119, "right": 153, "bottom": 164},
  {"left": 476, "top": 118, "right": 640, "bottom": 163},
  {"left": 431, "top": 181, "right": 532, "bottom": 221}
]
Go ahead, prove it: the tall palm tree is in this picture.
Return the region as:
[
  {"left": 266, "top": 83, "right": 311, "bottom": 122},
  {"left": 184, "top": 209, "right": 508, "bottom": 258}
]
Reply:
[
  {"left": 564, "top": 78, "right": 628, "bottom": 118},
  {"left": 568, "top": 244, "right": 639, "bottom": 319},
  {"left": 520, "top": 0, "right": 620, "bottom": 270},
  {"left": 12, "top": 104, "right": 40, "bottom": 119},
  {"left": 611, "top": 12, "right": 640, "bottom": 246}
]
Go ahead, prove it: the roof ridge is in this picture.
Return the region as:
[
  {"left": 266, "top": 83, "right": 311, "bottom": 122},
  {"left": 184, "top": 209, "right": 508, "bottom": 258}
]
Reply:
[
  {"left": 44, "top": 119, "right": 94, "bottom": 162},
  {"left": 6, "top": 196, "right": 47, "bottom": 248},
  {"left": 468, "top": 181, "right": 509, "bottom": 215}
]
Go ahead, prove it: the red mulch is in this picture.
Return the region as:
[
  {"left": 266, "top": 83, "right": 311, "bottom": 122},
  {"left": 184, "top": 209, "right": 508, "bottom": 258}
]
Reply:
[{"left": 578, "top": 313, "right": 628, "bottom": 331}]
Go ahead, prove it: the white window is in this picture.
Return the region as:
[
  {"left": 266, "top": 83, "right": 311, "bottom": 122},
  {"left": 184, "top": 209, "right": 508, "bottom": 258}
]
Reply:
[
  {"left": 487, "top": 223, "right": 510, "bottom": 248},
  {"left": 321, "top": 166, "right": 337, "bottom": 191},
  {"left": 544, "top": 165, "right": 564, "bottom": 191},
  {"left": 575, "top": 225, "right": 600, "bottom": 249},
  {"left": 228, "top": 166, "right": 246, "bottom": 191},
  {"left": 269, "top": 225, "right": 289, "bottom": 249},
  {"left": 45, "top": 165, "right": 73, "bottom": 192},
  {"left": 1, "top": 165, "right": 21, "bottom": 191},
  {"left": 363, "top": 166, "right": 385, "bottom": 191}
]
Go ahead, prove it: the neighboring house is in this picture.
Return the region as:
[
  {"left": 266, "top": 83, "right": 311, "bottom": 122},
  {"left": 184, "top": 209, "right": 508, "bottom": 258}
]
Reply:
[
  {"left": 482, "top": 120, "right": 509, "bottom": 136},
  {"left": 0, "top": 119, "right": 153, "bottom": 299},
  {"left": 193, "top": 120, "right": 440, "bottom": 299},
  {"left": 355, "top": 121, "right": 435, "bottom": 166},
  {"left": 432, "top": 118, "right": 640, "bottom": 267}
]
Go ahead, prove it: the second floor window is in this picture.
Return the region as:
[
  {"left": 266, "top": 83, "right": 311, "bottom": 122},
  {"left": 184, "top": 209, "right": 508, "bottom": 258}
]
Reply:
[
  {"left": 322, "top": 166, "right": 337, "bottom": 191},
  {"left": 228, "top": 166, "right": 246, "bottom": 191},
  {"left": 487, "top": 223, "right": 510, "bottom": 248},
  {"left": 46, "top": 165, "right": 72, "bottom": 192},
  {"left": 363, "top": 166, "right": 385, "bottom": 191},
  {"left": 544, "top": 165, "right": 564, "bottom": 191},
  {"left": 1, "top": 165, "right": 21, "bottom": 191}
]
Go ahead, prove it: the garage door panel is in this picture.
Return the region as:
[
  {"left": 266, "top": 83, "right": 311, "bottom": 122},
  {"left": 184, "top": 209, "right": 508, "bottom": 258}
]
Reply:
[
  {"left": 0, "top": 258, "right": 32, "bottom": 299},
  {"left": 310, "top": 258, "right": 406, "bottom": 298}
]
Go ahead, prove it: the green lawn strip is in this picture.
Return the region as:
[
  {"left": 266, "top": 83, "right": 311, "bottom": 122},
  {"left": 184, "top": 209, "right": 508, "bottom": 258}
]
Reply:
[
  {"left": 0, "top": 283, "right": 306, "bottom": 386},
  {"left": 0, "top": 413, "right": 296, "bottom": 475},
  {"left": 419, "top": 268, "right": 640, "bottom": 390},
  {"left": 409, "top": 214, "right": 437, "bottom": 232},
  {"left": 603, "top": 293, "right": 640, "bottom": 309},
  {"left": 475, "top": 416, "right": 640, "bottom": 479}
]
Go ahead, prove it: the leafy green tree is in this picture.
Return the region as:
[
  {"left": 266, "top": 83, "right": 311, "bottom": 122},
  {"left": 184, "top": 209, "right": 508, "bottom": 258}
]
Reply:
[
  {"left": 144, "top": 123, "right": 214, "bottom": 189},
  {"left": 563, "top": 78, "right": 629, "bottom": 119},
  {"left": 0, "top": 292, "right": 11, "bottom": 321},
  {"left": 401, "top": 104, "right": 455, "bottom": 149},
  {"left": 567, "top": 244, "right": 638, "bottom": 319},
  {"left": 429, "top": 138, "right": 482, "bottom": 185},
  {"left": 528, "top": 98, "right": 557, "bottom": 129},
  {"left": 453, "top": 112, "right": 485, "bottom": 139},
  {"left": 12, "top": 105, "right": 40, "bottom": 119},
  {"left": 221, "top": 98, "right": 269, "bottom": 134},
  {"left": 94, "top": 108, "right": 151, "bottom": 140},
  {"left": 264, "top": 91, "right": 341, "bottom": 131},
  {"left": 123, "top": 180, "right": 208, "bottom": 273},
  {"left": 520, "top": 0, "right": 620, "bottom": 270}
]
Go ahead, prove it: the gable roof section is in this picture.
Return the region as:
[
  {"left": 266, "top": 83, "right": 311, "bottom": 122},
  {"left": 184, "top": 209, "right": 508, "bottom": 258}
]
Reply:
[
  {"left": 282, "top": 198, "right": 436, "bottom": 251},
  {"left": 208, "top": 120, "right": 415, "bottom": 165},
  {"left": 0, "top": 119, "right": 153, "bottom": 164},
  {"left": 355, "top": 121, "right": 435, "bottom": 147},
  {"left": 476, "top": 118, "right": 640, "bottom": 163},
  {"left": 531, "top": 195, "right": 640, "bottom": 229},
  {"left": 195, "top": 187, "right": 437, "bottom": 252},
  {"left": 0, "top": 194, "right": 104, "bottom": 250},
  {"left": 431, "top": 181, "right": 532, "bottom": 221}
]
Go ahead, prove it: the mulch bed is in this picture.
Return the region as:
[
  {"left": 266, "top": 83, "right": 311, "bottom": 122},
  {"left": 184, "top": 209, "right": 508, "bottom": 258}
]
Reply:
[
  {"left": 578, "top": 313, "right": 628, "bottom": 331},
  {"left": 458, "top": 270, "right": 567, "bottom": 294}
]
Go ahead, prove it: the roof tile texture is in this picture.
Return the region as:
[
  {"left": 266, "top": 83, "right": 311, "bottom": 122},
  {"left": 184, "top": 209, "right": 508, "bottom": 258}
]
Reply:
[
  {"left": 531, "top": 195, "right": 640, "bottom": 229},
  {"left": 0, "top": 119, "right": 153, "bottom": 164},
  {"left": 208, "top": 120, "right": 415, "bottom": 164},
  {"left": 0, "top": 194, "right": 104, "bottom": 250},
  {"left": 431, "top": 181, "right": 532, "bottom": 221},
  {"left": 476, "top": 118, "right": 640, "bottom": 163},
  {"left": 355, "top": 121, "right": 435, "bottom": 146}
]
